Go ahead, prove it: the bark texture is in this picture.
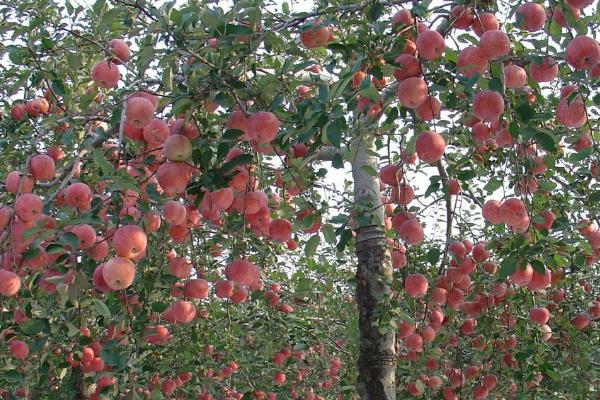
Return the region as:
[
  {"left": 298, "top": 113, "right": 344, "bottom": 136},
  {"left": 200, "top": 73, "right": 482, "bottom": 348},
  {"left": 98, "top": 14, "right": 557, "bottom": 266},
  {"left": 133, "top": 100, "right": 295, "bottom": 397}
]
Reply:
[
  {"left": 352, "top": 135, "right": 396, "bottom": 400},
  {"left": 73, "top": 367, "right": 86, "bottom": 399}
]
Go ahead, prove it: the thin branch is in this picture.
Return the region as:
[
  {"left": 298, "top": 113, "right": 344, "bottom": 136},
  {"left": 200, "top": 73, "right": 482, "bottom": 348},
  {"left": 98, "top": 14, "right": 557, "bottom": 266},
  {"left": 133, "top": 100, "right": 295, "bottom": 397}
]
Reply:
[
  {"left": 436, "top": 160, "right": 453, "bottom": 274},
  {"left": 272, "top": 0, "right": 414, "bottom": 32}
]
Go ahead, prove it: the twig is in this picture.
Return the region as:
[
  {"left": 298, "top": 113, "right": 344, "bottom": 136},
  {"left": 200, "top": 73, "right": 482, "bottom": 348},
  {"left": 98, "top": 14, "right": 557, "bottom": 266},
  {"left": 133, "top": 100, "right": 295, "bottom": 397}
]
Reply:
[
  {"left": 436, "top": 160, "right": 453, "bottom": 274},
  {"left": 44, "top": 159, "right": 80, "bottom": 206},
  {"left": 271, "top": 0, "right": 413, "bottom": 32}
]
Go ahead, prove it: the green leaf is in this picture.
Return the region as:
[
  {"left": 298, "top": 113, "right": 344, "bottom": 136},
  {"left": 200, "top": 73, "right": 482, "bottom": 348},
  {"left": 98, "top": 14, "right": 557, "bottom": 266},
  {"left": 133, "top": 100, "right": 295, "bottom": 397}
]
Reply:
[
  {"left": 148, "top": 388, "right": 162, "bottom": 400},
  {"left": 162, "top": 66, "right": 173, "bottom": 92},
  {"left": 589, "top": 191, "right": 600, "bottom": 202},
  {"left": 91, "top": 149, "right": 114, "bottom": 173},
  {"left": 553, "top": 254, "right": 567, "bottom": 267},
  {"left": 171, "top": 98, "right": 193, "bottom": 116},
  {"left": 45, "top": 243, "right": 66, "bottom": 254},
  {"left": 358, "top": 85, "right": 379, "bottom": 102},
  {"left": 427, "top": 248, "right": 441, "bottom": 265},
  {"left": 328, "top": 73, "right": 352, "bottom": 101},
  {"left": 424, "top": 179, "right": 440, "bottom": 196},
  {"left": 574, "top": 18, "right": 588, "bottom": 35},
  {"left": 20, "top": 319, "right": 50, "bottom": 335},
  {"left": 331, "top": 214, "right": 348, "bottom": 225},
  {"left": 572, "top": 147, "right": 593, "bottom": 161},
  {"left": 322, "top": 224, "right": 336, "bottom": 244},
  {"left": 8, "top": 71, "right": 30, "bottom": 96},
  {"left": 51, "top": 80, "right": 66, "bottom": 97},
  {"left": 318, "top": 84, "right": 328, "bottom": 104},
  {"left": 457, "top": 169, "right": 477, "bottom": 181},
  {"left": 223, "top": 129, "right": 244, "bottom": 142},
  {"left": 100, "top": 347, "right": 127, "bottom": 367},
  {"left": 541, "top": 363, "right": 561, "bottom": 382},
  {"left": 530, "top": 260, "right": 545, "bottom": 275},
  {"left": 518, "top": 126, "right": 536, "bottom": 140},
  {"left": 371, "top": 65, "right": 383, "bottom": 81},
  {"left": 332, "top": 153, "right": 344, "bottom": 169},
  {"left": 220, "top": 153, "right": 253, "bottom": 173},
  {"left": 384, "top": 107, "right": 398, "bottom": 125},
  {"left": 490, "top": 62, "right": 502, "bottom": 79},
  {"left": 548, "top": 21, "right": 562, "bottom": 40},
  {"left": 305, "top": 235, "right": 320, "bottom": 257},
  {"left": 22, "top": 246, "right": 40, "bottom": 261},
  {"left": 366, "top": 1, "right": 383, "bottom": 21},
  {"left": 444, "top": 49, "right": 457, "bottom": 63},
  {"left": 488, "top": 77, "right": 503, "bottom": 93},
  {"left": 360, "top": 165, "right": 378, "bottom": 177},
  {"left": 326, "top": 118, "right": 345, "bottom": 148},
  {"left": 535, "top": 131, "right": 557, "bottom": 152},
  {"left": 137, "top": 46, "right": 155, "bottom": 74},
  {"left": 498, "top": 256, "right": 517, "bottom": 280},
  {"left": 98, "top": 7, "right": 121, "bottom": 33},
  {"left": 41, "top": 37, "right": 54, "bottom": 50},
  {"left": 411, "top": 0, "right": 431, "bottom": 17},
  {"left": 23, "top": 225, "right": 43, "bottom": 240},
  {"left": 93, "top": 0, "right": 106, "bottom": 15},
  {"left": 187, "top": 70, "right": 198, "bottom": 90},
  {"left": 484, "top": 177, "right": 503, "bottom": 192},
  {"left": 574, "top": 254, "right": 586, "bottom": 268},
  {"left": 224, "top": 24, "right": 254, "bottom": 36},
  {"left": 152, "top": 302, "right": 168, "bottom": 313},
  {"left": 516, "top": 103, "right": 535, "bottom": 121},
  {"left": 4, "top": 370, "right": 23, "bottom": 382},
  {"left": 90, "top": 299, "right": 111, "bottom": 319},
  {"left": 565, "top": 6, "right": 579, "bottom": 26},
  {"left": 336, "top": 229, "right": 353, "bottom": 252},
  {"left": 60, "top": 232, "right": 80, "bottom": 250},
  {"left": 8, "top": 47, "right": 25, "bottom": 64},
  {"left": 201, "top": 8, "right": 223, "bottom": 28}
]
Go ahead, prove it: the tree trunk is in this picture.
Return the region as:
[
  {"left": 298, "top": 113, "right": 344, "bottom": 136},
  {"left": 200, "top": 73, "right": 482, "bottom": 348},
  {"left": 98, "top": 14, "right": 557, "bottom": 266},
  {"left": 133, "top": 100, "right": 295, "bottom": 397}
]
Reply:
[
  {"left": 73, "top": 367, "right": 86, "bottom": 399},
  {"left": 351, "top": 135, "right": 396, "bottom": 400}
]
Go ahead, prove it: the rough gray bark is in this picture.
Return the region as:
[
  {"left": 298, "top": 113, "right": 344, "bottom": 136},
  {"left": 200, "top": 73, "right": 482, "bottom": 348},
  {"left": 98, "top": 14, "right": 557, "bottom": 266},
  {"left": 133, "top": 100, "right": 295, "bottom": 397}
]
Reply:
[{"left": 351, "top": 134, "right": 396, "bottom": 400}]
